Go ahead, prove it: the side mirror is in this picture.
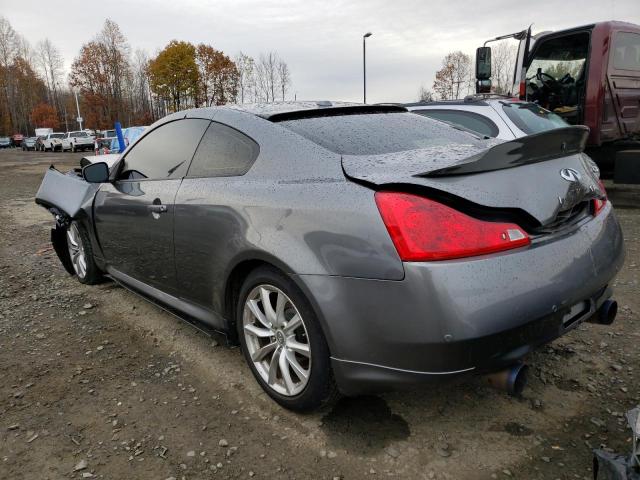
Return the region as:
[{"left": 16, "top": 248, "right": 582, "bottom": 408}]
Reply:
[
  {"left": 476, "top": 46, "right": 492, "bottom": 81},
  {"left": 476, "top": 79, "right": 492, "bottom": 94},
  {"left": 82, "top": 162, "right": 110, "bottom": 183}
]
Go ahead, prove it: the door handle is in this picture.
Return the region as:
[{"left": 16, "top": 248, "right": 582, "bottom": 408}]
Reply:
[{"left": 148, "top": 204, "right": 168, "bottom": 213}]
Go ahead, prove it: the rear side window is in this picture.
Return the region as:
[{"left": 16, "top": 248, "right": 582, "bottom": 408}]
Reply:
[
  {"left": 120, "top": 119, "right": 209, "bottom": 180},
  {"left": 279, "top": 112, "right": 483, "bottom": 155},
  {"left": 613, "top": 32, "right": 640, "bottom": 71},
  {"left": 187, "top": 122, "right": 259, "bottom": 177},
  {"left": 501, "top": 103, "right": 568, "bottom": 135},
  {"left": 414, "top": 109, "right": 499, "bottom": 137}
]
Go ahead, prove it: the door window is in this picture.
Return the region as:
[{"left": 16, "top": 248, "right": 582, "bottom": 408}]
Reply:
[
  {"left": 187, "top": 122, "right": 259, "bottom": 178},
  {"left": 119, "top": 119, "right": 210, "bottom": 180},
  {"left": 613, "top": 32, "right": 640, "bottom": 71}
]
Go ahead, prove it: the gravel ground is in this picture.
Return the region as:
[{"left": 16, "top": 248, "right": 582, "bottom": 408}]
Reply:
[{"left": 0, "top": 148, "right": 638, "bottom": 480}]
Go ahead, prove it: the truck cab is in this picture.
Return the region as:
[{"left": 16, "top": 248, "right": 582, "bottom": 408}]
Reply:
[{"left": 477, "top": 22, "right": 640, "bottom": 181}]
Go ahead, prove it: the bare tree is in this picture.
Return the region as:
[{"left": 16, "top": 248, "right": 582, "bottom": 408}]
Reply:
[
  {"left": 255, "top": 52, "right": 279, "bottom": 102},
  {"left": 36, "top": 38, "right": 64, "bottom": 105},
  {"left": 98, "top": 19, "right": 131, "bottom": 120},
  {"left": 235, "top": 52, "right": 255, "bottom": 104},
  {"left": 418, "top": 85, "right": 434, "bottom": 102},
  {"left": 491, "top": 41, "right": 518, "bottom": 94},
  {"left": 0, "top": 16, "right": 18, "bottom": 127},
  {"left": 131, "top": 49, "right": 152, "bottom": 122},
  {"left": 433, "top": 51, "right": 472, "bottom": 100},
  {"left": 0, "top": 16, "right": 17, "bottom": 69},
  {"left": 277, "top": 59, "right": 291, "bottom": 101}
]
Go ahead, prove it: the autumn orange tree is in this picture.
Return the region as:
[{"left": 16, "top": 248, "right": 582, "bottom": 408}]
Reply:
[
  {"left": 148, "top": 40, "right": 199, "bottom": 111},
  {"left": 30, "top": 102, "right": 59, "bottom": 129},
  {"left": 196, "top": 44, "right": 238, "bottom": 106},
  {"left": 69, "top": 19, "right": 134, "bottom": 129}
]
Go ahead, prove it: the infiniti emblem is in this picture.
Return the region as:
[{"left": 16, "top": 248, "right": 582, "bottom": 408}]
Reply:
[{"left": 560, "top": 168, "right": 581, "bottom": 182}]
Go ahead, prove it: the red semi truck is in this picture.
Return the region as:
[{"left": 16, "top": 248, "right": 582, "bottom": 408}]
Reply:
[{"left": 476, "top": 21, "right": 640, "bottom": 182}]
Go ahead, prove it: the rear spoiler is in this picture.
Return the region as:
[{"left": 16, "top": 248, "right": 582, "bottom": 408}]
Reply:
[{"left": 422, "top": 126, "right": 589, "bottom": 177}]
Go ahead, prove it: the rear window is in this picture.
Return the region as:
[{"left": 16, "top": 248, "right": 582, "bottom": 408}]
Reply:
[
  {"left": 50, "top": 133, "right": 65, "bottom": 139},
  {"left": 413, "top": 109, "right": 499, "bottom": 138},
  {"left": 613, "top": 32, "right": 640, "bottom": 71},
  {"left": 501, "top": 103, "right": 568, "bottom": 135},
  {"left": 279, "top": 112, "right": 484, "bottom": 155}
]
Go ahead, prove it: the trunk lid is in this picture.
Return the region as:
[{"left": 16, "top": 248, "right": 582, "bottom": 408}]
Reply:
[{"left": 342, "top": 126, "right": 604, "bottom": 229}]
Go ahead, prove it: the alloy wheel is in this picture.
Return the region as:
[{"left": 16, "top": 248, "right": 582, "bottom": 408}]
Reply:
[
  {"left": 243, "top": 285, "right": 311, "bottom": 396},
  {"left": 66, "top": 223, "right": 87, "bottom": 279}
]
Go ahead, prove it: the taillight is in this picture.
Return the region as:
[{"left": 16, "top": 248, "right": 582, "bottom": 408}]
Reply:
[
  {"left": 518, "top": 81, "right": 526, "bottom": 99},
  {"left": 592, "top": 180, "right": 607, "bottom": 216},
  {"left": 375, "top": 192, "right": 531, "bottom": 261}
]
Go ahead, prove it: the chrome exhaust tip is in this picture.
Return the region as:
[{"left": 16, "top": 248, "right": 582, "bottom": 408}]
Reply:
[{"left": 484, "top": 363, "right": 529, "bottom": 396}]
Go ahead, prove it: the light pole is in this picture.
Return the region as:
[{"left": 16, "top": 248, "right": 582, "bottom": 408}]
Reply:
[
  {"left": 74, "top": 90, "right": 83, "bottom": 130},
  {"left": 363, "top": 32, "right": 372, "bottom": 104}
]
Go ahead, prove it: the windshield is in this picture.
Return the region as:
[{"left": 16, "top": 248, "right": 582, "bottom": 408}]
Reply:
[
  {"left": 0, "top": 137, "right": 9, "bottom": 142},
  {"left": 51, "top": 133, "right": 65, "bottom": 139},
  {"left": 279, "top": 112, "right": 484, "bottom": 155},
  {"left": 502, "top": 102, "right": 568, "bottom": 134},
  {"left": 527, "top": 32, "right": 588, "bottom": 82},
  {"left": 103, "top": 130, "right": 116, "bottom": 137},
  {"left": 71, "top": 131, "right": 88, "bottom": 137}
]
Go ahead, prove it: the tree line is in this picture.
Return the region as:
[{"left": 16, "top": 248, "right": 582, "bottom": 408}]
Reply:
[{"left": 0, "top": 16, "right": 292, "bottom": 135}]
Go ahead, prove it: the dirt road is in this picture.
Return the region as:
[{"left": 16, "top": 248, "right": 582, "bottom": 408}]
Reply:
[{"left": 1, "top": 149, "right": 638, "bottom": 480}]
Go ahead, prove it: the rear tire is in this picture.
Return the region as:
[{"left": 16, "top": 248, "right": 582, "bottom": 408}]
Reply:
[
  {"left": 66, "top": 221, "right": 103, "bottom": 285},
  {"left": 237, "top": 267, "right": 338, "bottom": 412}
]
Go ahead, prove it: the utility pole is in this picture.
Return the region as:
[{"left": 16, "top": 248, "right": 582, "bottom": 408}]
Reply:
[{"left": 363, "top": 32, "right": 372, "bottom": 104}]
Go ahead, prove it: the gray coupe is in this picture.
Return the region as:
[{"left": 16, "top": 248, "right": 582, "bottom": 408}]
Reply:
[{"left": 35, "top": 102, "right": 624, "bottom": 411}]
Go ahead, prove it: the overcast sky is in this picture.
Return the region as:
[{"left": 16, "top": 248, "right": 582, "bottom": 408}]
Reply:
[{"left": 2, "top": 0, "right": 639, "bottom": 103}]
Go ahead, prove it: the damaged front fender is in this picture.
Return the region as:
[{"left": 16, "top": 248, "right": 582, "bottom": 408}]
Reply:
[
  {"left": 35, "top": 166, "right": 100, "bottom": 218},
  {"left": 35, "top": 166, "right": 101, "bottom": 276}
]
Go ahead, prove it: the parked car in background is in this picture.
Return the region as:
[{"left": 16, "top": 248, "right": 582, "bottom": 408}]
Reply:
[
  {"left": 405, "top": 95, "right": 569, "bottom": 140},
  {"left": 21, "top": 137, "right": 37, "bottom": 151},
  {"left": 11, "top": 133, "right": 24, "bottom": 147},
  {"left": 40, "top": 132, "right": 66, "bottom": 152},
  {"left": 36, "top": 102, "right": 623, "bottom": 411},
  {"left": 62, "top": 131, "right": 94, "bottom": 152},
  {"left": 0, "top": 136, "right": 11, "bottom": 148}
]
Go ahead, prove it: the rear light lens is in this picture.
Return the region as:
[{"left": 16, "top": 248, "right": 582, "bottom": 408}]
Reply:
[
  {"left": 592, "top": 180, "right": 607, "bottom": 216},
  {"left": 375, "top": 192, "right": 531, "bottom": 261}
]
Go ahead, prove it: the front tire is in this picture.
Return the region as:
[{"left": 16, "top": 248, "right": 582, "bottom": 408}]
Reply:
[
  {"left": 66, "top": 221, "right": 102, "bottom": 285},
  {"left": 237, "top": 267, "right": 338, "bottom": 411}
]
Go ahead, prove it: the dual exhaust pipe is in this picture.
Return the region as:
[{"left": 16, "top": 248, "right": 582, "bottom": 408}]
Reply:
[
  {"left": 484, "top": 363, "right": 529, "bottom": 396},
  {"left": 484, "top": 299, "right": 618, "bottom": 396},
  {"left": 590, "top": 299, "right": 618, "bottom": 326}
]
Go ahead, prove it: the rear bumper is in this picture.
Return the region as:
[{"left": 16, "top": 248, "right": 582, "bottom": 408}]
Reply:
[{"left": 294, "top": 204, "right": 625, "bottom": 395}]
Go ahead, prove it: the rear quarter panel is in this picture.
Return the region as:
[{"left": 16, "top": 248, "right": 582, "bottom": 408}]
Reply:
[{"left": 173, "top": 110, "right": 404, "bottom": 314}]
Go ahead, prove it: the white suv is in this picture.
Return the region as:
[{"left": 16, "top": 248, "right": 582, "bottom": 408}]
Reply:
[
  {"left": 405, "top": 95, "right": 568, "bottom": 140},
  {"left": 62, "top": 131, "right": 94, "bottom": 152}
]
